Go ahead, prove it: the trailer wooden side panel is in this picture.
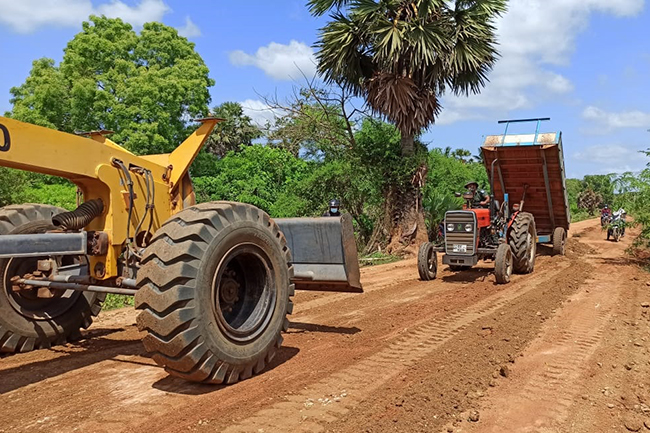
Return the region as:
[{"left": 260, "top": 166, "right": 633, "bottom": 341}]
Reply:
[{"left": 482, "top": 132, "right": 570, "bottom": 236}]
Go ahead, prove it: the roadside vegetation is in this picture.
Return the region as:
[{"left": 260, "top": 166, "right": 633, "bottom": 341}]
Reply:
[{"left": 1, "top": 13, "right": 649, "bottom": 309}]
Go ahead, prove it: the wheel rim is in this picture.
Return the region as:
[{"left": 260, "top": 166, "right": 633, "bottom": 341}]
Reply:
[
  {"left": 527, "top": 231, "right": 536, "bottom": 263},
  {"left": 427, "top": 248, "right": 435, "bottom": 273},
  {"left": 506, "top": 248, "right": 513, "bottom": 277},
  {"left": 211, "top": 243, "right": 276, "bottom": 343},
  {"left": 3, "top": 255, "right": 84, "bottom": 320}
]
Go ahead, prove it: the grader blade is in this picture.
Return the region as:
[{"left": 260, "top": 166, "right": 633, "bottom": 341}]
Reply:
[{"left": 275, "top": 213, "right": 363, "bottom": 293}]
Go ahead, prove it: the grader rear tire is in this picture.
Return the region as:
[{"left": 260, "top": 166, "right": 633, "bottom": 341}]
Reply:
[
  {"left": 509, "top": 212, "right": 537, "bottom": 274},
  {"left": 494, "top": 243, "right": 513, "bottom": 284},
  {"left": 417, "top": 243, "right": 437, "bottom": 281},
  {"left": 0, "top": 204, "right": 104, "bottom": 353},
  {"left": 135, "top": 202, "right": 294, "bottom": 384}
]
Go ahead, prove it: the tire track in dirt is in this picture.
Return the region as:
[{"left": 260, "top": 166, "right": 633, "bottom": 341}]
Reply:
[
  {"left": 464, "top": 225, "right": 626, "bottom": 433},
  {"left": 221, "top": 262, "right": 573, "bottom": 433}
]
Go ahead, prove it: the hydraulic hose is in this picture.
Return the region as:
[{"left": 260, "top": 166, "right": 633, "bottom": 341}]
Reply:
[{"left": 52, "top": 198, "right": 104, "bottom": 230}]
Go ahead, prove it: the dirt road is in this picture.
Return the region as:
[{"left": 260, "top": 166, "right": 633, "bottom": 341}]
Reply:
[{"left": 1, "top": 218, "right": 649, "bottom": 433}]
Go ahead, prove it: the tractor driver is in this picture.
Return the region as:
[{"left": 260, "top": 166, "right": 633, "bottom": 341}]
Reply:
[
  {"left": 323, "top": 198, "right": 341, "bottom": 217},
  {"left": 465, "top": 181, "right": 490, "bottom": 208}
]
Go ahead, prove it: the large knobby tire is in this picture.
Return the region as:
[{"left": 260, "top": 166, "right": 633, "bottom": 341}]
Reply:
[
  {"left": 552, "top": 227, "right": 567, "bottom": 256},
  {"left": 0, "top": 204, "right": 104, "bottom": 353},
  {"left": 509, "top": 212, "right": 537, "bottom": 274},
  {"left": 494, "top": 243, "right": 513, "bottom": 284},
  {"left": 135, "top": 202, "right": 294, "bottom": 384},
  {"left": 417, "top": 242, "right": 437, "bottom": 281}
]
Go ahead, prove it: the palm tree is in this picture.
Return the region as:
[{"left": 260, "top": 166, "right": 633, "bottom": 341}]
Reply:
[
  {"left": 309, "top": 0, "right": 506, "bottom": 249},
  {"left": 310, "top": 0, "right": 506, "bottom": 156},
  {"left": 206, "top": 102, "right": 262, "bottom": 158}
]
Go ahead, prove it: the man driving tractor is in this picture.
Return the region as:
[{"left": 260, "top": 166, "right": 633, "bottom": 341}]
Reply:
[{"left": 465, "top": 181, "right": 490, "bottom": 208}]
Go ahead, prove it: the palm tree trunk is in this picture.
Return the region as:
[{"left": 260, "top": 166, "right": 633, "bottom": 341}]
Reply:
[
  {"left": 401, "top": 133, "right": 415, "bottom": 156},
  {"left": 385, "top": 131, "right": 428, "bottom": 253}
]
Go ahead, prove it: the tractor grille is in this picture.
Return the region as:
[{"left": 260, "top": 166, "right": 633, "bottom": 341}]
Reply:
[{"left": 444, "top": 211, "right": 477, "bottom": 256}]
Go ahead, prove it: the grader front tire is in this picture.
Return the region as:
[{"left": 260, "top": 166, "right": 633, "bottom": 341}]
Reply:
[
  {"left": 0, "top": 204, "right": 104, "bottom": 353},
  {"left": 135, "top": 202, "right": 294, "bottom": 384}
]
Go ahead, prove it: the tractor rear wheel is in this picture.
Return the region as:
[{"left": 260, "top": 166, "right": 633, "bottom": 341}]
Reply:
[
  {"left": 135, "top": 202, "right": 294, "bottom": 384},
  {"left": 0, "top": 204, "right": 104, "bottom": 353},
  {"left": 509, "top": 212, "right": 537, "bottom": 274},
  {"left": 494, "top": 243, "right": 513, "bottom": 284},
  {"left": 552, "top": 227, "right": 567, "bottom": 255},
  {"left": 417, "top": 243, "right": 437, "bottom": 281}
]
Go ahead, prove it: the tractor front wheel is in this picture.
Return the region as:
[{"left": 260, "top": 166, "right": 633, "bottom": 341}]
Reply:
[
  {"left": 135, "top": 202, "right": 294, "bottom": 384},
  {"left": 417, "top": 243, "right": 437, "bottom": 281},
  {"left": 509, "top": 212, "right": 537, "bottom": 274},
  {"left": 0, "top": 204, "right": 104, "bottom": 353},
  {"left": 495, "top": 243, "right": 513, "bottom": 284}
]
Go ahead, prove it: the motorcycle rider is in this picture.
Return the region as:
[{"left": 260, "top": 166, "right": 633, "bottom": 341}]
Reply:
[
  {"left": 323, "top": 198, "right": 341, "bottom": 217},
  {"left": 465, "top": 181, "right": 490, "bottom": 208},
  {"left": 601, "top": 204, "right": 612, "bottom": 226},
  {"left": 612, "top": 207, "right": 627, "bottom": 236}
]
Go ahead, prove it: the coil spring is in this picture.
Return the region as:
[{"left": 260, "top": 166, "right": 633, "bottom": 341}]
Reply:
[{"left": 52, "top": 198, "right": 104, "bottom": 230}]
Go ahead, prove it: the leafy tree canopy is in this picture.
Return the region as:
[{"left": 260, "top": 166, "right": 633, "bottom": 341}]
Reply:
[{"left": 6, "top": 16, "right": 214, "bottom": 155}]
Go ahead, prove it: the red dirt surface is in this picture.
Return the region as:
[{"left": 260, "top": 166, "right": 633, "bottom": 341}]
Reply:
[{"left": 1, "top": 218, "right": 648, "bottom": 433}]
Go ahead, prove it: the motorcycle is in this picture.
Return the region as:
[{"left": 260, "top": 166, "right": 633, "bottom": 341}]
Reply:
[{"left": 607, "top": 217, "right": 624, "bottom": 242}]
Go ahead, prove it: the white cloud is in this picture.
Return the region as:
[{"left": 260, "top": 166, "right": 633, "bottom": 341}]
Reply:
[
  {"left": 0, "top": 0, "right": 170, "bottom": 33},
  {"left": 582, "top": 106, "right": 650, "bottom": 132},
  {"left": 439, "top": 0, "right": 644, "bottom": 125},
  {"left": 573, "top": 143, "right": 648, "bottom": 174},
  {"left": 240, "top": 99, "right": 282, "bottom": 127},
  {"left": 177, "top": 16, "right": 200, "bottom": 38},
  {"left": 229, "top": 40, "right": 317, "bottom": 81}
]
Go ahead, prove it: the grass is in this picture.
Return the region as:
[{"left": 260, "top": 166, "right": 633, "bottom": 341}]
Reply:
[
  {"left": 359, "top": 251, "right": 402, "bottom": 267},
  {"left": 103, "top": 294, "right": 135, "bottom": 311}
]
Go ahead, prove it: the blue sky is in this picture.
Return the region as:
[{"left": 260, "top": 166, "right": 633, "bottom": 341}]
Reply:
[{"left": 0, "top": 0, "right": 649, "bottom": 178}]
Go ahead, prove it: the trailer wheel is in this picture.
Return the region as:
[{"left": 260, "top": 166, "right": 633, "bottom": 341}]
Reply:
[
  {"left": 494, "top": 243, "right": 513, "bottom": 284},
  {"left": 135, "top": 202, "right": 293, "bottom": 384},
  {"left": 509, "top": 212, "right": 537, "bottom": 274},
  {"left": 552, "top": 227, "right": 567, "bottom": 255},
  {"left": 417, "top": 243, "right": 437, "bottom": 281},
  {"left": 0, "top": 204, "right": 104, "bottom": 353}
]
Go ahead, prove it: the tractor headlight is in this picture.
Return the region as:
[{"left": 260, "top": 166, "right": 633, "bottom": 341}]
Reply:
[
  {"left": 465, "top": 223, "right": 473, "bottom": 232},
  {"left": 447, "top": 223, "right": 454, "bottom": 232}
]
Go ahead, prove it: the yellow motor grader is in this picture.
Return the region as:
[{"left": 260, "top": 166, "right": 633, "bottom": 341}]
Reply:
[{"left": 0, "top": 117, "right": 361, "bottom": 384}]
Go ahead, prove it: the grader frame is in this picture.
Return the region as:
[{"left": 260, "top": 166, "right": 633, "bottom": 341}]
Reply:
[{"left": 0, "top": 116, "right": 361, "bottom": 384}]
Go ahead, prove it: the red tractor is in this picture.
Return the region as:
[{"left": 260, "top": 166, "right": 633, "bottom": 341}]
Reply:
[
  {"left": 418, "top": 118, "right": 569, "bottom": 284},
  {"left": 418, "top": 187, "right": 536, "bottom": 284}
]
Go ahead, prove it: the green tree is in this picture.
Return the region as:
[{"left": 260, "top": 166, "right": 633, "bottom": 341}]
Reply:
[
  {"left": 582, "top": 174, "right": 614, "bottom": 206},
  {"left": 7, "top": 16, "right": 213, "bottom": 155},
  {"left": 192, "top": 145, "right": 311, "bottom": 216},
  {"left": 423, "top": 147, "right": 489, "bottom": 238},
  {"left": 577, "top": 188, "right": 602, "bottom": 215},
  {"left": 0, "top": 168, "right": 29, "bottom": 207},
  {"left": 309, "top": 0, "right": 506, "bottom": 251},
  {"left": 206, "top": 102, "right": 262, "bottom": 158}
]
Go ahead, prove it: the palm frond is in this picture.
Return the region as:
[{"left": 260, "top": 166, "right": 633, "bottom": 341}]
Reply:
[{"left": 311, "top": 0, "right": 507, "bottom": 135}]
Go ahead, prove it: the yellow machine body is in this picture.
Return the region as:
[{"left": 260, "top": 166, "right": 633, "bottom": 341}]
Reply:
[{"left": 0, "top": 116, "right": 219, "bottom": 279}]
